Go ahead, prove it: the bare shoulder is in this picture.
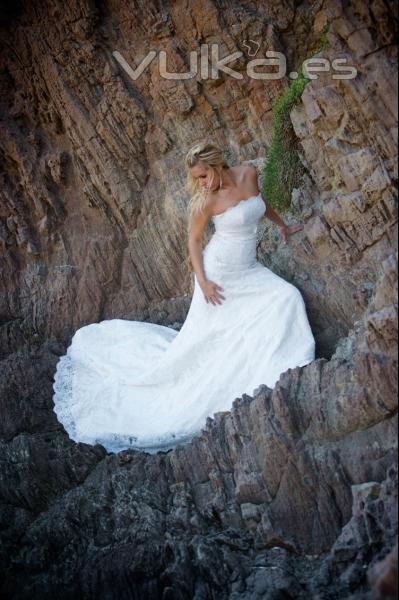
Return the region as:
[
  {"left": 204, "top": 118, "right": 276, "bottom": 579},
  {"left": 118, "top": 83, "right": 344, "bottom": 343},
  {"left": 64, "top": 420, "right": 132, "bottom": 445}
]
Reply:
[
  {"left": 188, "top": 203, "right": 212, "bottom": 240},
  {"left": 201, "top": 195, "right": 216, "bottom": 217},
  {"left": 239, "top": 163, "right": 258, "bottom": 179},
  {"left": 236, "top": 163, "right": 259, "bottom": 193}
]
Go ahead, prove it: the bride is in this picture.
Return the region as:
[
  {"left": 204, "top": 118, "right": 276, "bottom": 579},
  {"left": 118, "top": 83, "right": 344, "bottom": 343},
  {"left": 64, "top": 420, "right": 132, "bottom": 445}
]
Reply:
[{"left": 53, "top": 141, "right": 316, "bottom": 453}]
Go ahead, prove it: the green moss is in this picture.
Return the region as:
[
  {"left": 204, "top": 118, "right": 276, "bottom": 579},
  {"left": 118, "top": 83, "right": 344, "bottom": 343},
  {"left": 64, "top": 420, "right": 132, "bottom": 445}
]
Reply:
[
  {"left": 262, "top": 24, "right": 331, "bottom": 212},
  {"left": 262, "top": 72, "right": 310, "bottom": 212}
]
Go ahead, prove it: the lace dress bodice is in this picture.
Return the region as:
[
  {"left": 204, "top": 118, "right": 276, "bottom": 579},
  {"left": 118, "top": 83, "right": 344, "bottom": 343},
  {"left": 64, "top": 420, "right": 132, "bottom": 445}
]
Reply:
[{"left": 202, "top": 194, "right": 266, "bottom": 276}]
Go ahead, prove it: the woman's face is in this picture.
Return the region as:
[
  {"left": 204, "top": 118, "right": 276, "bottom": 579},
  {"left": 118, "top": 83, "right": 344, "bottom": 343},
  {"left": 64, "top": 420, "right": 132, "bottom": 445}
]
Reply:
[{"left": 190, "top": 162, "right": 218, "bottom": 191}]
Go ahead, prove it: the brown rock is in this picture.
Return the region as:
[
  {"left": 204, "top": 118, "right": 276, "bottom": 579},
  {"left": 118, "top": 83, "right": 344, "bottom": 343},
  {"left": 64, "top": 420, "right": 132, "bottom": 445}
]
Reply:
[{"left": 0, "top": 0, "right": 397, "bottom": 598}]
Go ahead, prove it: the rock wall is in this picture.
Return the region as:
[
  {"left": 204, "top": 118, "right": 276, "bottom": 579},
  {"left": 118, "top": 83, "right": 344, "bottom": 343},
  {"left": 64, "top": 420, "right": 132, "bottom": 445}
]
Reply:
[{"left": 0, "top": 0, "right": 397, "bottom": 598}]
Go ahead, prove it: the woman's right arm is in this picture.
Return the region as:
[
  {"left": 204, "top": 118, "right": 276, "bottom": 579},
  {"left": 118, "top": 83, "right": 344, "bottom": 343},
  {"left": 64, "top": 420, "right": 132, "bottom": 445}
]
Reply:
[
  {"left": 188, "top": 209, "right": 225, "bottom": 306},
  {"left": 187, "top": 208, "right": 209, "bottom": 286}
]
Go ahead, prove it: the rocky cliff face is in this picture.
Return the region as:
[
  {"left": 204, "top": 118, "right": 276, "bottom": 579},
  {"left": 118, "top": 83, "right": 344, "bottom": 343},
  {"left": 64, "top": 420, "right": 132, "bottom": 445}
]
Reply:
[{"left": 0, "top": 0, "right": 397, "bottom": 599}]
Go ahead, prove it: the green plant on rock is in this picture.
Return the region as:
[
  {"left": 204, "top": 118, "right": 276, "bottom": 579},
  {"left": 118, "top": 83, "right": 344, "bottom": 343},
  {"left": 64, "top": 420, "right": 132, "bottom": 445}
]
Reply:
[
  {"left": 262, "top": 72, "right": 310, "bottom": 213},
  {"left": 262, "top": 23, "right": 331, "bottom": 213},
  {"left": 316, "top": 21, "right": 332, "bottom": 54}
]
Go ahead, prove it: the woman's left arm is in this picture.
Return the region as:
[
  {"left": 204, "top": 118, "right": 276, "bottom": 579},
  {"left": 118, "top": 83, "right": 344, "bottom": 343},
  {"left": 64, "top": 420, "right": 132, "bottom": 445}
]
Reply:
[
  {"left": 246, "top": 165, "right": 303, "bottom": 245},
  {"left": 264, "top": 201, "right": 304, "bottom": 245}
]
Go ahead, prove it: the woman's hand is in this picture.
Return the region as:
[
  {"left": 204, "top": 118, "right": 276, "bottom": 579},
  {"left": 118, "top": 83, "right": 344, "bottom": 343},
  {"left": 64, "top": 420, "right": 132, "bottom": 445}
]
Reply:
[
  {"left": 279, "top": 223, "right": 304, "bottom": 244},
  {"left": 200, "top": 279, "right": 225, "bottom": 305}
]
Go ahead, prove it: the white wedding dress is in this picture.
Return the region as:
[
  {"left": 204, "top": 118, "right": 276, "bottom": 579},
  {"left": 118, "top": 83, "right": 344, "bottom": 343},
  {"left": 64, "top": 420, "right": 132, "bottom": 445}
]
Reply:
[{"left": 53, "top": 194, "right": 316, "bottom": 453}]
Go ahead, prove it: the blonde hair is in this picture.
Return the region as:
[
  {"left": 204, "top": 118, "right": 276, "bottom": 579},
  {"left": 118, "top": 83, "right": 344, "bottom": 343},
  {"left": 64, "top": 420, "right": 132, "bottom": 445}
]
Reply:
[{"left": 185, "top": 140, "right": 229, "bottom": 227}]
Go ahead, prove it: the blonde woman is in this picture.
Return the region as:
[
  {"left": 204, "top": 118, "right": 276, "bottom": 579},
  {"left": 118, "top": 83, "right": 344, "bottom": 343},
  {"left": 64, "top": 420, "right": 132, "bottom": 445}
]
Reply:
[
  {"left": 185, "top": 141, "right": 306, "bottom": 306},
  {"left": 53, "top": 141, "right": 315, "bottom": 454}
]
